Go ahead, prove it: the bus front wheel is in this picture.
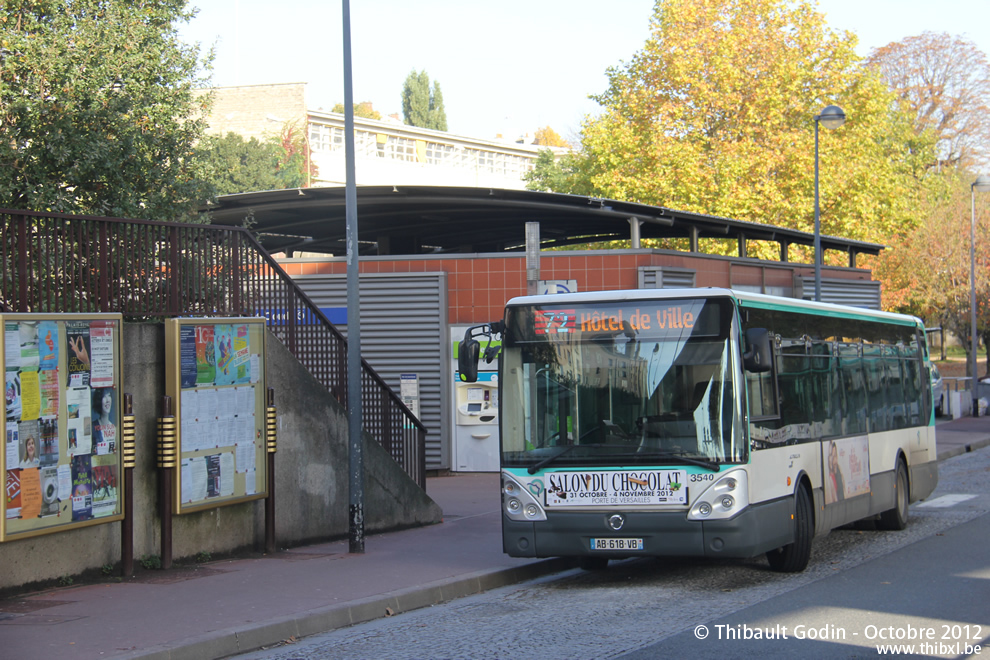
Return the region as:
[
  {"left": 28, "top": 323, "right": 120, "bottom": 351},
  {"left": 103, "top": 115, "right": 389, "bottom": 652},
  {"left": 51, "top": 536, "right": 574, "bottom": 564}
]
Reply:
[
  {"left": 766, "top": 485, "right": 813, "bottom": 573},
  {"left": 877, "top": 460, "right": 909, "bottom": 531}
]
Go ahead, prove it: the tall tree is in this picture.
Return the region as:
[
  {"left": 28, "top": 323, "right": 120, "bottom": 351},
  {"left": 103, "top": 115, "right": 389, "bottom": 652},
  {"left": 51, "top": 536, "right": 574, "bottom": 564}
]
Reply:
[
  {"left": 578, "top": 0, "right": 935, "bottom": 256},
  {"left": 429, "top": 81, "right": 447, "bottom": 132},
  {"left": 0, "top": 0, "right": 214, "bottom": 220},
  {"left": 401, "top": 70, "right": 447, "bottom": 130},
  {"left": 874, "top": 173, "right": 990, "bottom": 375},
  {"left": 868, "top": 32, "right": 990, "bottom": 171}
]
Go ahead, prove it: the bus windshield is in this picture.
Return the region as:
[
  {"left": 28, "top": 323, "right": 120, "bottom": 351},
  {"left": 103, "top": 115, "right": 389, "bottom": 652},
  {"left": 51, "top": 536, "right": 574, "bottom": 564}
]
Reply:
[{"left": 500, "top": 297, "right": 746, "bottom": 470}]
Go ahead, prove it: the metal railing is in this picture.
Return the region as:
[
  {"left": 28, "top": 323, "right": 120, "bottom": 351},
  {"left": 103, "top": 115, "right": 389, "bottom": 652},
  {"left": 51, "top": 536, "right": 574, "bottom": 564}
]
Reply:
[{"left": 0, "top": 208, "right": 427, "bottom": 488}]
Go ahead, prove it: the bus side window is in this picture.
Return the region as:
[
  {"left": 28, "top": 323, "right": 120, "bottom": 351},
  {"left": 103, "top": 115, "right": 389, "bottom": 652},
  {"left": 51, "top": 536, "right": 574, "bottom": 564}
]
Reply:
[{"left": 747, "top": 367, "right": 779, "bottom": 420}]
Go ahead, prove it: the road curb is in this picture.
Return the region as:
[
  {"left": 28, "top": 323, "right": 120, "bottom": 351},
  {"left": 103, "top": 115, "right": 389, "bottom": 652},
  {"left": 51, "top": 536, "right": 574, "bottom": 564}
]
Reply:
[
  {"left": 120, "top": 557, "right": 577, "bottom": 660},
  {"left": 937, "top": 437, "right": 990, "bottom": 462}
]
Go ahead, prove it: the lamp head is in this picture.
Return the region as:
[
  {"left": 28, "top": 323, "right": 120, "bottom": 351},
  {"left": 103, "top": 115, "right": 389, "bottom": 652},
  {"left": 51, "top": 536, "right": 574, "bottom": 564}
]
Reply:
[
  {"left": 972, "top": 175, "right": 990, "bottom": 192},
  {"left": 816, "top": 104, "right": 846, "bottom": 130}
]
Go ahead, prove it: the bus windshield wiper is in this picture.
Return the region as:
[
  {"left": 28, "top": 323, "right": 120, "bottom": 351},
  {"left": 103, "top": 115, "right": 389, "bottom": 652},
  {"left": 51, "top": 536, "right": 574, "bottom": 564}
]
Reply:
[
  {"left": 527, "top": 443, "right": 608, "bottom": 474},
  {"left": 644, "top": 450, "right": 721, "bottom": 472}
]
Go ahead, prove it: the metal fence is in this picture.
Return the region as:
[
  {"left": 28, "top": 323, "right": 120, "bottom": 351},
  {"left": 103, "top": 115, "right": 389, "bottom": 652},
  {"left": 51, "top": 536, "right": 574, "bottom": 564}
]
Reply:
[{"left": 0, "top": 208, "right": 427, "bottom": 488}]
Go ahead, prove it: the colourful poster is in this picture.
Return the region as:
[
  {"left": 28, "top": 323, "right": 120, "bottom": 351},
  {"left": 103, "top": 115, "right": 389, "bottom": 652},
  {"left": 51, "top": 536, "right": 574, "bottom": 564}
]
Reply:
[
  {"left": 91, "top": 464, "right": 117, "bottom": 518},
  {"left": 38, "top": 321, "right": 58, "bottom": 371},
  {"left": 70, "top": 455, "right": 93, "bottom": 521},
  {"left": 19, "top": 466, "right": 41, "bottom": 519},
  {"left": 5, "top": 469, "right": 21, "bottom": 519},
  {"left": 214, "top": 324, "right": 235, "bottom": 386},
  {"left": 196, "top": 325, "right": 216, "bottom": 385},
  {"left": 232, "top": 324, "right": 251, "bottom": 385},
  {"left": 39, "top": 370, "right": 59, "bottom": 417},
  {"left": 18, "top": 370, "right": 40, "bottom": 421},
  {"left": 66, "top": 321, "right": 91, "bottom": 388},
  {"left": 5, "top": 371, "right": 21, "bottom": 421},
  {"left": 91, "top": 387, "right": 117, "bottom": 455}
]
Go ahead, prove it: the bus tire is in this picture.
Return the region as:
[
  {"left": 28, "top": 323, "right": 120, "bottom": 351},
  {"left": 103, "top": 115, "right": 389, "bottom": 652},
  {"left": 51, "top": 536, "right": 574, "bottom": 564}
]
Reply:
[
  {"left": 766, "top": 485, "right": 813, "bottom": 573},
  {"left": 877, "top": 459, "right": 909, "bottom": 531}
]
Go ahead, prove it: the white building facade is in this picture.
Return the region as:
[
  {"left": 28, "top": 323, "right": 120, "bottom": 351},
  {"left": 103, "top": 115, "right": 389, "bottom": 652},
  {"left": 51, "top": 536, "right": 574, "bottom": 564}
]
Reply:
[{"left": 202, "top": 82, "right": 551, "bottom": 190}]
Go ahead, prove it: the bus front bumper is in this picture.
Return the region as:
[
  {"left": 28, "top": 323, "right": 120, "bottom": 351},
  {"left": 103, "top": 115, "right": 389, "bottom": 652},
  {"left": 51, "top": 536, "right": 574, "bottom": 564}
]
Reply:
[{"left": 503, "top": 496, "right": 793, "bottom": 560}]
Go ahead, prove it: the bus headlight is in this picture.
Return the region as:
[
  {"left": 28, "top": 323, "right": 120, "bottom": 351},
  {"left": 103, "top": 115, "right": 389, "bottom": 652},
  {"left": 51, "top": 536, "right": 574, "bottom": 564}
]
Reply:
[
  {"left": 687, "top": 470, "right": 749, "bottom": 521},
  {"left": 502, "top": 471, "right": 547, "bottom": 522}
]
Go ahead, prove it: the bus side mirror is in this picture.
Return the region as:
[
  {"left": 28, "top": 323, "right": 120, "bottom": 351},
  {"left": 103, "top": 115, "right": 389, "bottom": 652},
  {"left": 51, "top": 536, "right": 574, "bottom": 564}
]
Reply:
[
  {"left": 458, "top": 338, "right": 481, "bottom": 383},
  {"left": 743, "top": 328, "right": 773, "bottom": 373}
]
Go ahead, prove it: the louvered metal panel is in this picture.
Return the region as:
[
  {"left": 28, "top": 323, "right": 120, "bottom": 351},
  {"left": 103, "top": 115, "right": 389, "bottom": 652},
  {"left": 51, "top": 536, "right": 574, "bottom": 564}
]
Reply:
[
  {"left": 799, "top": 277, "right": 882, "bottom": 309},
  {"left": 293, "top": 273, "right": 450, "bottom": 470},
  {"left": 638, "top": 266, "right": 697, "bottom": 289}
]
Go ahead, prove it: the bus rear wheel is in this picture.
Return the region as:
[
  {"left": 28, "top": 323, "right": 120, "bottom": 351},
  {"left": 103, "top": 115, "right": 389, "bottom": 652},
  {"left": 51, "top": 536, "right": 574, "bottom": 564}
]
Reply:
[
  {"left": 766, "top": 485, "right": 813, "bottom": 573},
  {"left": 877, "top": 460, "right": 909, "bottom": 531}
]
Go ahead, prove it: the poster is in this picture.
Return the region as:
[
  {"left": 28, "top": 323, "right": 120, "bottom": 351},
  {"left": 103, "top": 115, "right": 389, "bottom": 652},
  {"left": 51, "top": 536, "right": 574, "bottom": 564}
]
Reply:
[
  {"left": 65, "top": 387, "right": 92, "bottom": 457},
  {"left": 65, "top": 321, "right": 91, "bottom": 388},
  {"left": 214, "top": 324, "right": 235, "bottom": 386},
  {"left": 5, "top": 470, "right": 20, "bottom": 519},
  {"left": 89, "top": 322, "right": 115, "bottom": 388},
  {"left": 91, "top": 387, "right": 117, "bottom": 455},
  {"left": 17, "top": 419, "right": 40, "bottom": 469},
  {"left": 196, "top": 325, "right": 216, "bottom": 385},
  {"left": 38, "top": 321, "right": 58, "bottom": 370},
  {"left": 5, "top": 371, "right": 21, "bottom": 421},
  {"left": 70, "top": 455, "right": 93, "bottom": 521},
  {"left": 180, "top": 325, "right": 197, "bottom": 388},
  {"left": 39, "top": 418, "right": 59, "bottom": 468},
  {"left": 823, "top": 436, "right": 872, "bottom": 504},
  {"left": 91, "top": 465, "right": 117, "bottom": 518}
]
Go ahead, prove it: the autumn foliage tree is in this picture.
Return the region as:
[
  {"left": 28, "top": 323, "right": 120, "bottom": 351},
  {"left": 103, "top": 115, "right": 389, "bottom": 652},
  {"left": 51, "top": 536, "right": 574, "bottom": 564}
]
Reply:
[
  {"left": 874, "top": 174, "right": 990, "bottom": 375},
  {"left": 533, "top": 126, "right": 570, "bottom": 148},
  {"left": 868, "top": 32, "right": 990, "bottom": 171},
  {"left": 576, "top": 0, "right": 935, "bottom": 257}
]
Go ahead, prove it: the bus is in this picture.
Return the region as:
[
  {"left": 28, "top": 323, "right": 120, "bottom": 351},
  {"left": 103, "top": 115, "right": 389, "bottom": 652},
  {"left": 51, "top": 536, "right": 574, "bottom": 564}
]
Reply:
[{"left": 457, "top": 288, "right": 938, "bottom": 572}]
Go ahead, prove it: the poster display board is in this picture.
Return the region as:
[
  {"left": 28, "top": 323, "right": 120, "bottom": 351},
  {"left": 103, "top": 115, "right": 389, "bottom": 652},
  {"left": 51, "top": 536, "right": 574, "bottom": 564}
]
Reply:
[
  {"left": 164, "top": 319, "right": 268, "bottom": 514},
  {"left": 2, "top": 314, "right": 124, "bottom": 542}
]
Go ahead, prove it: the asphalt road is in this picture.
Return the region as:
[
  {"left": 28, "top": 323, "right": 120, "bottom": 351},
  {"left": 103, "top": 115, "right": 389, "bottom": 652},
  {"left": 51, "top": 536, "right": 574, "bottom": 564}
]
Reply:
[{"left": 237, "top": 445, "right": 990, "bottom": 660}]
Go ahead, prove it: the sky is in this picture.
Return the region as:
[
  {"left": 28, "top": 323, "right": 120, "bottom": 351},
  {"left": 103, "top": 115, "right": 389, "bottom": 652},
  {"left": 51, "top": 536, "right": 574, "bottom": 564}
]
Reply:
[{"left": 177, "top": 1, "right": 990, "bottom": 143}]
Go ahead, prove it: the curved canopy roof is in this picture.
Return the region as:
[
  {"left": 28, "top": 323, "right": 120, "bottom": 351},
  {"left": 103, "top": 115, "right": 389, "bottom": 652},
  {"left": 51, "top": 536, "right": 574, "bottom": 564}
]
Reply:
[{"left": 205, "top": 185, "right": 884, "bottom": 262}]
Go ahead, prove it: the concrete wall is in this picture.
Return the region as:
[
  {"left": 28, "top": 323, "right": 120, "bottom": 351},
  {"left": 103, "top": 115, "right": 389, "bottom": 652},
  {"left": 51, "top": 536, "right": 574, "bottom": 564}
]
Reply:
[{"left": 0, "top": 324, "right": 441, "bottom": 591}]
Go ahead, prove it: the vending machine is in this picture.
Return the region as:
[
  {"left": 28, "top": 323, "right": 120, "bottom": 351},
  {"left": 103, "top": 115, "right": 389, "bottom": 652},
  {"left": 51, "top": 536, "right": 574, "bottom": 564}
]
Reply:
[{"left": 451, "top": 325, "right": 500, "bottom": 471}]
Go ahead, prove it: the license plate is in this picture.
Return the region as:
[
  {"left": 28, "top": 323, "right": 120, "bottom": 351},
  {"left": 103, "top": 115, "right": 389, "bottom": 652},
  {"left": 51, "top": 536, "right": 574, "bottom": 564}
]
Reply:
[{"left": 590, "top": 537, "right": 644, "bottom": 551}]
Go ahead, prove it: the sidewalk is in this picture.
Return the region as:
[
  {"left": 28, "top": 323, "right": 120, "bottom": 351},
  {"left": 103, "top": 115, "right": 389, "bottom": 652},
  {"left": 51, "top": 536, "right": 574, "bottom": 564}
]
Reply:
[{"left": 3, "top": 416, "right": 989, "bottom": 660}]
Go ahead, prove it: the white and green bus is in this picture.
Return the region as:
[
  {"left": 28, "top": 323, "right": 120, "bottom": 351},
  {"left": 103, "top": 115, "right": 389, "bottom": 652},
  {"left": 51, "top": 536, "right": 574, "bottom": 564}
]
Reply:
[{"left": 458, "top": 288, "right": 938, "bottom": 572}]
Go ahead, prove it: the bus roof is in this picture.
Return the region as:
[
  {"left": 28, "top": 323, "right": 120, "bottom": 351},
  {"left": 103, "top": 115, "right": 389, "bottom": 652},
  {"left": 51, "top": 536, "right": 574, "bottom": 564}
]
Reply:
[{"left": 503, "top": 288, "right": 924, "bottom": 329}]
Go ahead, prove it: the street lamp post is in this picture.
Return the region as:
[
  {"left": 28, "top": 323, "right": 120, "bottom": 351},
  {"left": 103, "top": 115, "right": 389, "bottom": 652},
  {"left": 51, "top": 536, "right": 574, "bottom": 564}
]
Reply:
[
  {"left": 970, "top": 175, "right": 990, "bottom": 416},
  {"left": 813, "top": 105, "right": 846, "bottom": 302}
]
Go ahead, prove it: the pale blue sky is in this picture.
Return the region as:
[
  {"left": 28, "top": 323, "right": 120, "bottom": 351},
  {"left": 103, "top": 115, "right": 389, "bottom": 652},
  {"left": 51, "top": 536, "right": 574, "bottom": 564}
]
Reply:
[{"left": 178, "top": 1, "right": 990, "bottom": 142}]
